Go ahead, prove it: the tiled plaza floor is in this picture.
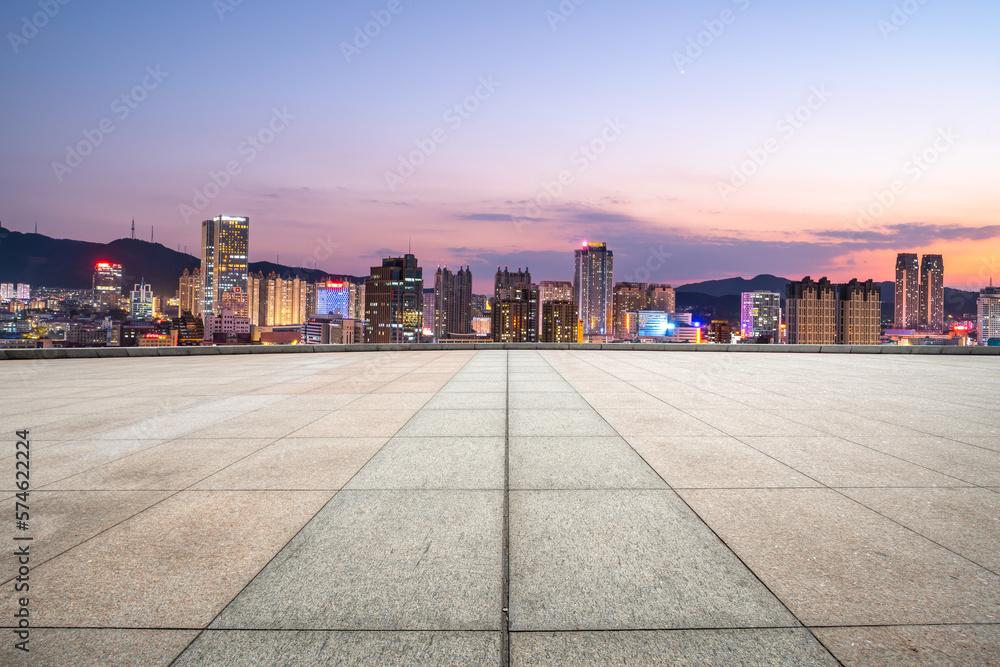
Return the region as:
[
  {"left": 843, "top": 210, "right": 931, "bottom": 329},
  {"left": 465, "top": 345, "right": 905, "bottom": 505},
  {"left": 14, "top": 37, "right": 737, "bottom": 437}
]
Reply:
[{"left": 1, "top": 350, "right": 998, "bottom": 665}]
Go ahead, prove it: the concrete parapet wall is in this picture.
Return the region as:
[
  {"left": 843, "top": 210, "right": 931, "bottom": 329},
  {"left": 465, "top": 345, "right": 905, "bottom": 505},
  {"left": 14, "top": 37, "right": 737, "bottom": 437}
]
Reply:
[{"left": 1, "top": 343, "right": 997, "bottom": 361}]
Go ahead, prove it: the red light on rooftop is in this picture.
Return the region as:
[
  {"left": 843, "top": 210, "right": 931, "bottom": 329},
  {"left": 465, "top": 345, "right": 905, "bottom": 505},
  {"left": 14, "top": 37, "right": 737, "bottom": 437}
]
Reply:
[
  {"left": 96, "top": 262, "right": 110, "bottom": 268},
  {"left": 327, "top": 281, "right": 344, "bottom": 289}
]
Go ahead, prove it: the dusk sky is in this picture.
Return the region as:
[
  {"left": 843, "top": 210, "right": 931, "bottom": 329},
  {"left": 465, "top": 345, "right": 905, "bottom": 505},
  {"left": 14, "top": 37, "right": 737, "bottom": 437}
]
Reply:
[{"left": 2, "top": 0, "right": 997, "bottom": 292}]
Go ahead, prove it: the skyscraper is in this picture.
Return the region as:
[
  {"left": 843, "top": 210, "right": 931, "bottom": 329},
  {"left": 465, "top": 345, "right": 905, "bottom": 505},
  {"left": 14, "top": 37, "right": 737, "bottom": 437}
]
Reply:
[
  {"left": 574, "top": 242, "right": 613, "bottom": 340},
  {"left": 492, "top": 267, "right": 538, "bottom": 343},
  {"left": 612, "top": 283, "right": 676, "bottom": 339},
  {"left": 977, "top": 284, "right": 1000, "bottom": 346},
  {"left": 837, "top": 279, "right": 881, "bottom": 345},
  {"left": 16, "top": 284, "right": 30, "bottom": 300},
  {"left": 364, "top": 254, "right": 423, "bottom": 343},
  {"left": 919, "top": 254, "right": 944, "bottom": 332},
  {"left": 178, "top": 267, "right": 201, "bottom": 316},
  {"left": 129, "top": 281, "right": 154, "bottom": 320},
  {"left": 433, "top": 265, "right": 473, "bottom": 339},
  {"left": 894, "top": 253, "right": 920, "bottom": 329},
  {"left": 740, "top": 291, "right": 782, "bottom": 343},
  {"left": 786, "top": 277, "right": 836, "bottom": 344},
  {"left": 93, "top": 262, "right": 123, "bottom": 310},
  {"left": 201, "top": 215, "right": 249, "bottom": 317},
  {"left": 0, "top": 284, "right": 13, "bottom": 301}
]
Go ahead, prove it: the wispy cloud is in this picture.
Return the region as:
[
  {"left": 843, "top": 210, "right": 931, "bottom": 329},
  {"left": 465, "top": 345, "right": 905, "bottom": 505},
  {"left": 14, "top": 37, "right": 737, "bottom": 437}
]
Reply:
[{"left": 812, "top": 223, "right": 1000, "bottom": 246}]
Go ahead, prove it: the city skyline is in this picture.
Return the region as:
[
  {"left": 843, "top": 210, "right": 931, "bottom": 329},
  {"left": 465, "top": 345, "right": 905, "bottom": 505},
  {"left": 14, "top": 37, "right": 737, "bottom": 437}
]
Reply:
[{"left": 1, "top": 1, "right": 997, "bottom": 291}]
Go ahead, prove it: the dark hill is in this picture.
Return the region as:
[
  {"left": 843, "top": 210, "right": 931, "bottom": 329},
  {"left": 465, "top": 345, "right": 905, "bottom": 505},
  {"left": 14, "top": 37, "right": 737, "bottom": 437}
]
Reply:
[{"left": 0, "top": 225, "right": 344, "bottom": 295}]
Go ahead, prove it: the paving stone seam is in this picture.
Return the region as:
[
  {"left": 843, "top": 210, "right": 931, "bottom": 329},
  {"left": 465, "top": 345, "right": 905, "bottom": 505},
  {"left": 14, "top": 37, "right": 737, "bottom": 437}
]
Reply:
[
  {"left": 501, "top": 350, "right": 512, "bottom": 666},
  {"left": 165, "top": 351, "right": 479, "bottom": 665},
  {"left": 588, "top": 352, "right": 1000, "bottom": 575},
  {"left": 545, "top": 350, "right": 847, "bottom": 666}
]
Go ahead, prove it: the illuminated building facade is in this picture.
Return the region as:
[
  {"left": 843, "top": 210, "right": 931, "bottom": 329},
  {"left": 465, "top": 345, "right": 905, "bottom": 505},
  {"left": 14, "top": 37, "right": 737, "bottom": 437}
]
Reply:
[
  {"left": 613, "top": 283, "right": 675, "bottom": 339},
  {"left": 740, "top": 291, "right": 781, "bottom": 343},
  {"left": 919, "top": 254, "right": 945, "bottom": 332},
  {"left": 93, "top": 262, "right": 123, "bottom": 310},
  {"left": 708, "top": 320, "right": 733, "bottom": 344},
  {"left": 978, "top": 285, "right": 1000, "bottom": 346},
  {"left": 541, "top": 300, "right": 578, "bottom": 343},
  {"left": 574, "top": 242, "right": 613, "bottom": 339},
  {"left": 129, "top": 281, "right": 154, "bottom": 320},
  {"left": 0, "top": 284, "right": 13, "bottom": 301},
  {"left": 837, "top": 279, "right": 882, "bottom": 345},
  {"left": 316, "top": 280, "right": 351, "bottom": 318},
  {"left": 249, "top": 273, "right": 313, "bottom": 326},
  {"left": 492, "top": 267, "right": 537, "bottom": 343},
  {"left": 786, "top": 277, "right": 836, "bottom": 344},
  {"left": 433, "top": 265, "right": 473, "bottom": 339},
  {"left": 16, "top": 284, "right": 30, "bottom": 300},
  {"left": 178, "top": 268, "right": 202, "bottom": 316},
  {"left": 364, "top": 254, "right": 423, "bottom": 343},
  {"left": 895, "top": 253, "right": 919, "bottom": 329},
  {"left": 201, "top": 215, "right": 249, "bottom": 317}
]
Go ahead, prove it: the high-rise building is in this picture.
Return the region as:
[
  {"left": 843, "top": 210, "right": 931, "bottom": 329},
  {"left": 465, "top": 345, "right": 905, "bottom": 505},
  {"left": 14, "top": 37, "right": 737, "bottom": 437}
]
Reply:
[
  {"left": 786, "top": 277, "right": 836, "bottom": 344},
  {"left": 364, "top": 254, "right": 423, "bottom": 343},
  {"left": 349, "top": 281, "right": 366, "bottom": 321},
  {"left": 708, "top": 320, "right": 733, "bottom": 344},
  {"left": 200, "top": 215, "right": 249, "bottom": 317},
  {"left": 740, "top": 291, "right": 782, "bottom": 343},
  {"left": 93, "top": 262, "right": 123, "bottom": 310},
  {"left": 541, "top": 300, "right": 578, "bottom": 343},
  {"left": 16, "top": 284, "right": 30, "bottom": 300},
  {"left": 249, "top": 273, "right": 312, "bottom": 327},
  {"left": 0, "top": 284, "right": 13, "bottom": 300},
  {"left": 433, "top": 266, "right": 473, "bottom": 339},
  {"left": 129, "top": 281, "right": 154, "bottom": 320},
  {"left": 894, "top": 253, "right": 919, "bottom": 329},
  {"left": 574, "top": 242, "right": 614, "bottom": 339},
  {"left": 178, "top": 268, "right": 201, "bottom": 316},
  {"left": 316, "top": 280, "right": 351, "bottom": 318},
  {"left": 539, "top": 280, "right": 574, "bottom": 336},
  {"left": 978, "top": 284, "right": 1000, "bottom": 346},
  {"left": 837, "top": 279, "right": 881, "bottom": 345},
  {"left": 919, "top": 254, "right": 944, "bottom": 332},
  {"left": 492, "top": 267, "right": 538, "bottom": 343}
]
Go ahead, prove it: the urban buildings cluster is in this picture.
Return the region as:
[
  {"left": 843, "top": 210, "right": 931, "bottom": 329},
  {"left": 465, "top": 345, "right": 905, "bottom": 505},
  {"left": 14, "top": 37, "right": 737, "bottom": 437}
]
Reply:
[{"left": 2, "top": 216, "right": 998, "bottom": 349}]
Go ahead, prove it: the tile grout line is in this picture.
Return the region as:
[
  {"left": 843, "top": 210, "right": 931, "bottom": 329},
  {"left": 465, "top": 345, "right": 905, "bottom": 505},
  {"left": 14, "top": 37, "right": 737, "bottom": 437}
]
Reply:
[
  {"left": 501, "top": 349, "right": 511, "bottom": 666},
  {"left": 164, "top": 350, "right": 472, "bottom": 666},
  {"left": 546, "top": 350, "right": 846, "bottom": 667},
  {"left": 580, "top": 352, "right": 1000, "bottom": 575}
]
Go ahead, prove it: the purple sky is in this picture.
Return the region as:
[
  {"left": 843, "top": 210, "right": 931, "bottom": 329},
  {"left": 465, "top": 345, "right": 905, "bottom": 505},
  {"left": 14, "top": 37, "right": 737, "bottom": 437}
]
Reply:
[{"left": 2, "top": 0, "right": 998, "bottom": 292}]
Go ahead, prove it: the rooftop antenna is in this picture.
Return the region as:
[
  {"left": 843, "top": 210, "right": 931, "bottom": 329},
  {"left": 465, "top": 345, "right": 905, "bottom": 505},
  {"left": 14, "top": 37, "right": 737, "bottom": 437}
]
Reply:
[
  {"left": 151, "top": 226, "right": 154, "bottom": 243},
  {"left": 34, "top": 221, "right": 37, "bottom": 234},
  {"left": 131, "top": 218, "right": 135, "bottom": 239}
]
